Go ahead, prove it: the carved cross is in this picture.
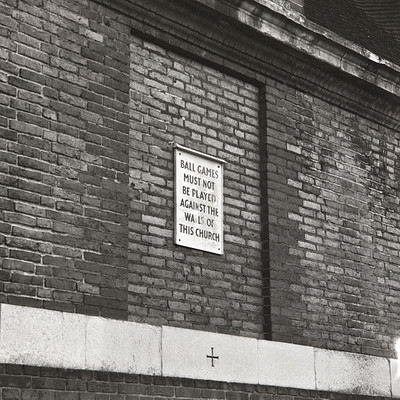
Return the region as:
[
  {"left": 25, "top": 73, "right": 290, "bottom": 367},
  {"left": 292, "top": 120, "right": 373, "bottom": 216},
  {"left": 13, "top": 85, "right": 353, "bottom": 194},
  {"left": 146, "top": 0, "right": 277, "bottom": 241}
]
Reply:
[{"left": 206, "top": 347, "right": 219, "bottom": 367}]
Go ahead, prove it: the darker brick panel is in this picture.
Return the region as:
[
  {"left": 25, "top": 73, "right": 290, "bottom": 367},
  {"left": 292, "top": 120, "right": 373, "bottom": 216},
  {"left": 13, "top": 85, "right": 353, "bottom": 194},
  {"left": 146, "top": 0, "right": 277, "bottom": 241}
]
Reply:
[{"left": 0, "top": 364, "right": 393, "bottom": 400}]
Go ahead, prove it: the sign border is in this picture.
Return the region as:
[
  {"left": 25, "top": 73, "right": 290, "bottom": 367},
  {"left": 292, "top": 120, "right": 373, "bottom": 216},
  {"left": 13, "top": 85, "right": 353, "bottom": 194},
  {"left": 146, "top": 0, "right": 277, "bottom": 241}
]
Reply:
[
  {"left": 174, "top": 144, "right": 225, "bottom": 255},
  {"left": 174, "top": 144, "right": 227, "bottom": 165}
]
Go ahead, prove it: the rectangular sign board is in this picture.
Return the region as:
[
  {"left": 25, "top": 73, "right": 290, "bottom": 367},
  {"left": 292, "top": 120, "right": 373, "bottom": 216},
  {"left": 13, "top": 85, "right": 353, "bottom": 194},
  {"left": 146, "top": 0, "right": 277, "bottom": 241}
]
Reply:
[{"left": 174, "top": 145, "right": 225, "bottom": 254}]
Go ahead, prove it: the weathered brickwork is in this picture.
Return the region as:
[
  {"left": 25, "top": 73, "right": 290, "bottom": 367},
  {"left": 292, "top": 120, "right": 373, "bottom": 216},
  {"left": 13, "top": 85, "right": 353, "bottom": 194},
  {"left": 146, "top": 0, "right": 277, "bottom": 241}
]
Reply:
[
  {"left": 0, "top": 0, "right": 131, "bottom": 319},
  {"left": 128, "top": 37, "right": 263, "bottom": 337},
  {"left": 1, "top": 0, "right": 400, "bottom": 367},
  {"left": 263, "top": 78, "right": 400, "bottom": 357},
  {"left": 0, "top": 364, "right": 392, "bottom": 400}
]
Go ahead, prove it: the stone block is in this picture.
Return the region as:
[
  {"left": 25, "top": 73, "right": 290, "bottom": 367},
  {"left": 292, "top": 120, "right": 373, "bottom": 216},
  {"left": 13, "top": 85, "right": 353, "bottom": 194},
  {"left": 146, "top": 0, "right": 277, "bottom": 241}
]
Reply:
[
  {"left": 86, "top": 316, "right": 162, "bottom": 375},
  {"left": 162, "top": 326, "right": 258, "bottom": 384},
  {"left": 0, "top": 304, "right": 86, "bottom": 369},
  {"left": 258, "top": 340, "right": 316, "bottom": 389},
  {"left": 391, "top": 358, "right": 400, "bottom": 398},
  {"left": 315, "top": 348, "right": 391, "bottom": 396}
]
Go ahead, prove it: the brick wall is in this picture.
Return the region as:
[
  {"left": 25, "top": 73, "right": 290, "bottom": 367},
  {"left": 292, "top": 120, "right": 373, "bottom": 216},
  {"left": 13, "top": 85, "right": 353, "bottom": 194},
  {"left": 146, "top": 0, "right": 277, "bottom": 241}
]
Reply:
[
  {"left": 263, "top": 78, "right": 400, "bottom": 357},
  {"left": 1, "top": 0, "right": 400, "bottom": 361},
  {"left": 0, "top": 0, "right": 131, "bottom": 319},
  {"left": 0, "top": 364, "right": 392, "bottom": 400},
  {"left": 128, "top": 37, "right": 263, "bottom": 337}
]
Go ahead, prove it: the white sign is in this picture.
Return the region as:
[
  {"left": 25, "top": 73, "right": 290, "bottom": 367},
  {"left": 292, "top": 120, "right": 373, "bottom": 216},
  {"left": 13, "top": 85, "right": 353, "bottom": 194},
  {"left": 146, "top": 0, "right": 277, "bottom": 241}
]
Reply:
[{"left": 174, "top": 145, "right": 225, "bottom": 254}]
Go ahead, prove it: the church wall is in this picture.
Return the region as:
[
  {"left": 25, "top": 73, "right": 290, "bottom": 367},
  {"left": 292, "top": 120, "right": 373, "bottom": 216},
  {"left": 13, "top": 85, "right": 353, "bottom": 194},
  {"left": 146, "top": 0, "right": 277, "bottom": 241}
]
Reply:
[{"left": 1, "top": 0, "right": 400, "bottom": 397}]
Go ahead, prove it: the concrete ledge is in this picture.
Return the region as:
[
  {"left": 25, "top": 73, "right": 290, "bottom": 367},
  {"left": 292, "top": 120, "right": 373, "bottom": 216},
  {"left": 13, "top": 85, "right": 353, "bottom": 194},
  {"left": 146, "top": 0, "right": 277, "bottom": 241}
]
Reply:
[
  {"left": 0, "top": 304, "right": 161, "bottom": 374},
  {"left": 86, "top": 316, "right": 161, "bottom": 375},
  {"left": 162, "top": 326, "right": 258, "bottom": 384},
  {"left": 0, "top": 304, "right": 398, "bottom": 397},
  {"left": 258, "top": 340, "right": 315, "bottom": 390},
  {"left": 391, "top": 359, "right": 400, "bottom": 397},
  {"left": 315, "top": 348, "right": 391, "bottom": 397},
  {"left": 0, "top": 305, "right": 86, "bottom": 369}
]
